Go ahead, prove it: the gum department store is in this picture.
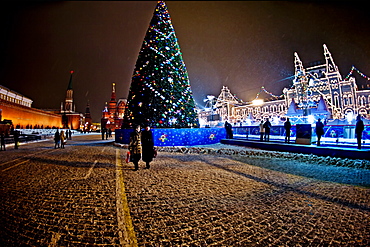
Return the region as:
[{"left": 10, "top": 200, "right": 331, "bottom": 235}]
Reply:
[{"left": 201, "top": 44, "right": 370, "bottom": 126}]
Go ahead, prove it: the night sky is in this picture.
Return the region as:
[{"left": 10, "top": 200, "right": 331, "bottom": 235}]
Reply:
[{"left": 1, "top": 1, "right": 369, "bottom": 123}]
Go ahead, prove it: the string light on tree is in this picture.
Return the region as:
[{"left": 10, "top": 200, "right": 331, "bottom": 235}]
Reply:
[{"left": 123, "top": 0, "right": 199, "bottom": 128}]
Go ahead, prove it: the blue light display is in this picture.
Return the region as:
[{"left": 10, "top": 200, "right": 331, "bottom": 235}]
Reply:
[{"left": 115, "top": 128, "right": 226, "bottom": 146}]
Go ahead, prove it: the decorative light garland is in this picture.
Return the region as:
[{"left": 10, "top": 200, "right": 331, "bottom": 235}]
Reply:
[
  {"left": 345, "top": 65, "right": 370, "bottom": 81},
  {"left": 253, "top": 64, "right": 370, "bottom": 101},
  {"left": 253, "top": 85, "right": 295, "bottom": 100}
]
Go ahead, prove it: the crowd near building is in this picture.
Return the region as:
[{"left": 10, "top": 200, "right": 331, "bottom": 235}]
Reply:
[{"left": 200, "top": 44, "right": 370, "bottom": 128}]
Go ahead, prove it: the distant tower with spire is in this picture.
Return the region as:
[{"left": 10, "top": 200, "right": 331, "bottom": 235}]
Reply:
[
  {"left": 84, "top": 101, "right": 92, "bottom": 132},
  {"left": 60, "top": 70, "right": 84, "bottom": 129},
  {"left": 109, "top": 83, "right": 117, "bottom": 119},
  {"left": 62, "top": 71, "right": 75, "bottom": 113}
]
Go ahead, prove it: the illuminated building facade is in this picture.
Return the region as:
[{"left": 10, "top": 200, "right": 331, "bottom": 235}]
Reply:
[
  {"left": 205, "top": 44, "right": 370, "bottom": 126},
  {"left": 101, "top": 83, "right": 126, "bottom": 131}
]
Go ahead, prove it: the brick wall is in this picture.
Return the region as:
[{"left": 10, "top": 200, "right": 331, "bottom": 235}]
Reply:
[{"left": 0, "top": 100, "right": 62, "bottom": 129}]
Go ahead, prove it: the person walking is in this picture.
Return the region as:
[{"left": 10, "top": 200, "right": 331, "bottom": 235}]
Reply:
[
  {"left": 60, "top": 130, "right": 66, "bottom": 149},
  {"left": 101, "top": 128, "right": 105, "bottom": 140},
  {"left": 141, "top": 125, "right": 155, "bottom": 169},
  {"left": 224, "top": 121, "right": 233, "bottom": 139},
  {"left": 106, "top": 128, "right": 109, "bottom": 140},
  {"left": 1, "top": 132, "right": 6, "bottom": 151},
  {"left": 263, "top": 118, "right": 272, "bottom": 141},
  {"left": 315, "top": 118, "right": 324, "bottom": 146},
  {"left": 355, "top": 115, "right": 364, "bottom": 149},
  {"left": 259, "top": 120, "right": 265, "bottom": 141},
  {"left": 129, "top": 125, "right": 142, "bottom": 171},
  {"left": 284, "top": 118, "right": 292, "bottom": 143},
  {"left": 54, "top": 129, "right": 60, "bottom": 149},
  {"left": 14, "top": 130, "right": 20, "bottom": 149}
]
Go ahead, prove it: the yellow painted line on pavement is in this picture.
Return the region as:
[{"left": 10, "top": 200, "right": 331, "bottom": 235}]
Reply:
[
  {"left": 0, "top": 149, "right": 57, "bottom": 167},
  {"left": 1, "top": 149, "right": 59, "bottom": 172},
  {"left": 2, "top": 160, "right": 29, "bottom": 172},
  {"left": 116, "top": 149, "right": 138, "bottom": 247}
]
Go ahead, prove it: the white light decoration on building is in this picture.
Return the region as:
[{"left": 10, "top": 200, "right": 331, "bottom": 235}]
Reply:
[
  {"left": 346, "top": 112, "right": 354, "bottom": 124},
  {"left": 252, "top": 99, "right": 264, "bottom": 106},
  {"left": 201, "top": 44, "right": 370, "bottom": 126}
]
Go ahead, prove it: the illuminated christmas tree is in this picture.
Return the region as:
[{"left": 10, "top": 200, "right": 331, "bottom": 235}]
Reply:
[{"left": 122, "top": 1, "right": 199, "bottom": 128}]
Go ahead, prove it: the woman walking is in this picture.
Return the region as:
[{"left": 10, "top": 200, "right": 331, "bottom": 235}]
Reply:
[
  {"left": 54, "top": 129, "right": 60, "bottom": 149},
  {"left": 60, "top": 130, "right": 66, "bottom": 149},
  {"left": 129, "top": 125, "right": 142, "bottom": 171},
  {"left": 141, "top": 125, "right": 154, "bottom": 169}
]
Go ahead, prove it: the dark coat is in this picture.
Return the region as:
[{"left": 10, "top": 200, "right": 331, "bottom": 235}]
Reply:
[
  {"left": 141, "top": 130, "right": 154, "bottom": 162},
  {"left": 284, "top": 120, "right": 291, "bottom": 130},
  {"left": 54, "top": 131, "right": 60, "bottom": 142},
  {"left": 315, "top": 121, "right": 324, "bottom": 136},
  {"left": 129, "top": 131, "right": 142, "bottom": 154},
  {"left": 263, "top": 120, "right": 272, "bottom": 133},
  {"left": 355, "top": 119, "right": 364, "bottom": 134}
]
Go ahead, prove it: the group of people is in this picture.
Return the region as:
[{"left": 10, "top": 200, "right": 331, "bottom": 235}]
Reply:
[
  {"left": 259, "top": 119, "right": 272, "bottom": 142},
  {"left": 128, "top": 125, "right": 156, "bottom": 171},
  {"left": 315, "top": 116, "right": 364, "bottom": 149},
  {"left": 54, "top": 129, "right": 72, "bottom": 149},
  {"left": 256, "top": 115, "right": 365, "bottom": 149},
  {"left": 1, "top": 130, "right": 20, "bottom": 150},
  {"left": 101, "top": 128, "right": 113, "bottom": 140}
]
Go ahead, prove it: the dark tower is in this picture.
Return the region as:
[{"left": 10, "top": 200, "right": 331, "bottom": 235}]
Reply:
[
  {"left": 84, "top": 101, "right": 92, "bottom": 132},
  {"left": 63, "top": 71, "right": 74, "bottom": 113}
]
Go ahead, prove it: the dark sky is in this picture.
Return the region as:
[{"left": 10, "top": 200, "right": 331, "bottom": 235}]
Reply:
[{"left": 1, "top": 1, "right": 369, "bottom": 122}]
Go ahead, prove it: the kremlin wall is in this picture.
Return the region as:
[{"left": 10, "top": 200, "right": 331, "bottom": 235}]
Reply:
[
  {"left": 0, "top": 85, "right": 62, "bottom": 130},
  {"left": 0, "top": 72, "right": 84, "bottom": 132}
]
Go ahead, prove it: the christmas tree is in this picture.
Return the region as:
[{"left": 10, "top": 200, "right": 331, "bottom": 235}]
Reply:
[{"left": 122, "top": 1, "right": 199, "bottom": 128}]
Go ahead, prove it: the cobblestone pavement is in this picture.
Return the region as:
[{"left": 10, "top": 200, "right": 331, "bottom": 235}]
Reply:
[{"left": 0, "top": 134, "right": 369, "bottom": 246}]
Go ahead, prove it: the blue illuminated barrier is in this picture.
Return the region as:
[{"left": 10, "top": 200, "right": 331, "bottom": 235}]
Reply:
[
  {"left": 115, "top": 128, "right": 227, "bottom": 146},
  {"left": 232, "top": 125, "right": 370, "bottom": 140}
]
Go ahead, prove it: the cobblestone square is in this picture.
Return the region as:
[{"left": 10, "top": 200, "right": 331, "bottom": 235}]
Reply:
[{"left": 0, "top": 134, "right": 369, "bottom": 246}]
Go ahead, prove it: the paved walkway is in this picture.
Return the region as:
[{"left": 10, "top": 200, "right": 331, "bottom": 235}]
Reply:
[
  {"left": 0, "top": 134, "right": 369, "bottom": 246},
  {"left": 122, "top": 151, "right": 370, "bottom": 246}
]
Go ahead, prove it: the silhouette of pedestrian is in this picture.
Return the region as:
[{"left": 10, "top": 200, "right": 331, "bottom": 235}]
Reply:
[
  {"left": 355, "top": 115, "right": 364, "bottom": 149},
  {"left": 101, "top": 128, "right": 105, "bottom": 140},
  {"left": 224, "top": 121, "right": 233, "bottom": 139},
  {"left": 263, "top": 119, "right": 272, "bottom": 141},
  {"left": 259, "top": 120, "right": 264, "bottom": 141},
  {"left": 54, "top": 129, "right": 60, "bottom": 148},
  {"left": 14, "top": 130, "right": 20, "bottom": 149},
  {"left": 129, "top": 125, "right": 142, "bottom": 171},
  {"left": 284, "top": 118, "right": 292, "bottom": 143},
  {"left": 1, "top": 132, "right": 6, "bottom": 151},
  {"left": 60, "top": 130, "right": 66, "bottom": 149},
  {"left": 315, "top": 118, "right": 324, "bottom": 146},
  {"left": 141, "top": 125, "right": 155, "bottom": 169}
]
